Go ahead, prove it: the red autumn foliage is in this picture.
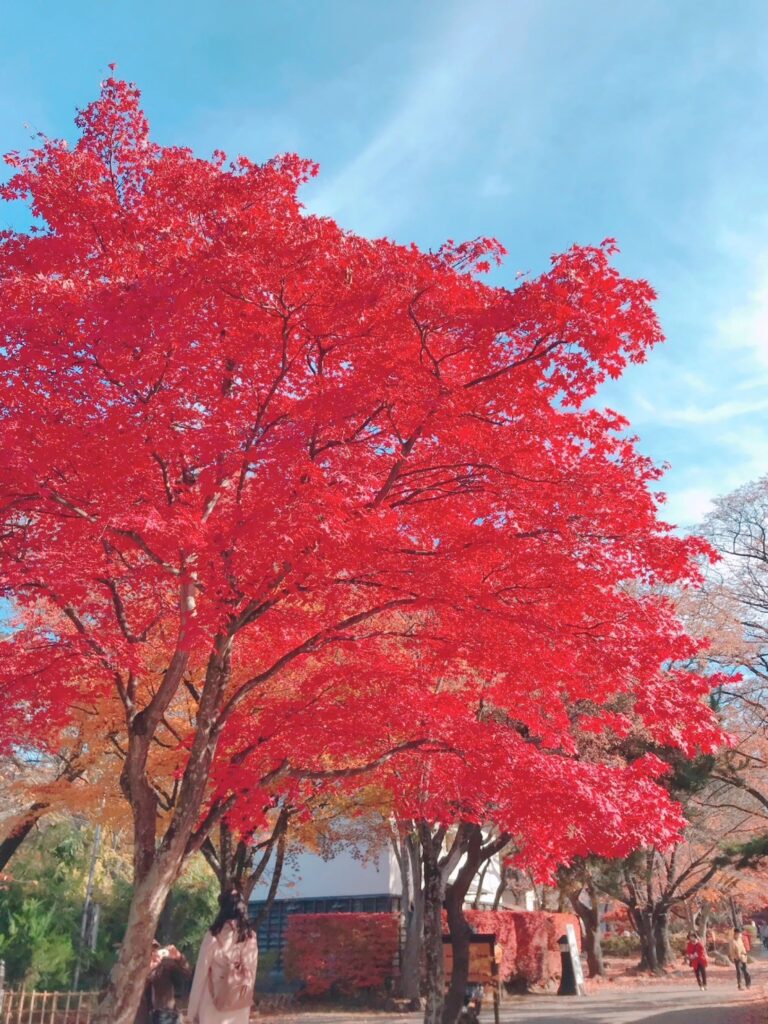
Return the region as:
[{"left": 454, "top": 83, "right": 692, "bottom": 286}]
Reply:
[
  {"left": 284, "top": 913, "right": 400, "bottom": 996},
  {"left": 0, "top": 74, "right": 726, "bottom": 1022}
]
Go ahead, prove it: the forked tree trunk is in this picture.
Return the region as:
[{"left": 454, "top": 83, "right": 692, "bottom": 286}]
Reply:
[
  {"left": 442, "top": 827, "right": 482, "bottom": 1024},
  {"left": 442, "top": 826, "right": 508, "bottom": 1024},
  {"left": 420, "top": 822, "right": 508, "bottom": 1024},
  {"left": 94, "top": 633, "right": 229, "bottom": 1024},
  {"left": 632, "top": 907, "right": 660, "bottom": 975}
]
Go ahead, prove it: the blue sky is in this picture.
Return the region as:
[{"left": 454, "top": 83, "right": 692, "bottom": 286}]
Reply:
[{"left": 2, "top": 0, "right": 767, "bottom": 529}]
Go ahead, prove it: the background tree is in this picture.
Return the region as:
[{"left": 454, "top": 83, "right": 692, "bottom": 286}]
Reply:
[
  {"left": 674, "top": 475, "right": 768, "bottom": 863},
  {"left": 557, "top": 858, "right": 607, "bottom": 978}
]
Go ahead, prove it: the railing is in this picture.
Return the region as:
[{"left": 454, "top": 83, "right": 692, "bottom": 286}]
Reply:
[{"left": 0, "top": 990, "right": 97, "bottom": 1024}]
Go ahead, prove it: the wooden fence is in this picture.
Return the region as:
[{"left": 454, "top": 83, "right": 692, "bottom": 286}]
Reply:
[{"left": 0, "top": 990, "right": 97, "bottom": 1024}]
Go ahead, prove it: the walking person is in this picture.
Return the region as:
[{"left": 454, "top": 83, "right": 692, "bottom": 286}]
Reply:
[
  {"left": 187, "top": 889, "right": 259, "bottom": 1024},
  {"left": 685, "top": 932, "right": 708, "bottom": 990},
  {"left": 729, "top": 927, "right": 752, "bottom": 990}
]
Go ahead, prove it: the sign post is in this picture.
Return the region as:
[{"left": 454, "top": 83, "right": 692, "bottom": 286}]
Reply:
[
  {"left": 442, "top": 933, "right": 501, "bottom": 1024},
  {"left": 557, "top": 924, "right": 585, "bottom": 996}
]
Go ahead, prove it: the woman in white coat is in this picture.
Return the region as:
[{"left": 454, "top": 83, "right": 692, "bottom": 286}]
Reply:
[{"left": 187, "top": 889, "right": 259, "bottom": 1024}]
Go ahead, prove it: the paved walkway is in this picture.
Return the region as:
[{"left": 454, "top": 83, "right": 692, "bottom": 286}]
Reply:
[
  {"left": 260, "top": 973, "right": 768, "bottom": 1024},
  {"left": 497, "top": 981, "right": 766, "bottom": 1023}
]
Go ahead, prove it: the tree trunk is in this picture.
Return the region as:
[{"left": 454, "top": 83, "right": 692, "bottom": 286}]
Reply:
[
  {"left": 730, "top": 897, "right": 743, "bottom": 930},
  {"left": 156, "top": 887, "right": 175, "bottom": 946},
  {"left": 635, "top": 909, "right": 660, "bottom": 974},
  {"left": 569, "top": 893, "right": 605, "bottom": 978},
  {"left": 492, "top": 868, "right": 507, "bottom": 911},
  {"left": 421, "top": 824, "right": 446, "bottom": 1024},
  {"left": 250, "top": 827, "right": 287, "bottom": 923},
  {"left": 0, "top": 802, "right": 49, "bottom": 870},
  {"left": 654, "top": 907, "right": 672, "bottom": 969},
  {"left": 442, "top": 826, "right": 482, "bottom": 1024},
  {"left": 471, "top": 858, "right": 490, "bottom": 910},
  {"left": 700, "top": 906, "right": 710, "bottom": 946},
  {"left": 584, "top": 922, "right": 605, "bottom": 979},
  {"left": 92, "top": 855, "right": 181, "bottom": 1023},
  {"left": 399, "top": 832, "right": 424, "bottom": 1009},
  {"left": 443, "top": 885, "right": 472, "bottom": 1024}
]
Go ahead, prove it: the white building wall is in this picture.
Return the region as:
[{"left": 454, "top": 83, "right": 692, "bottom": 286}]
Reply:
[
  {"left": 253, "top": 844, "right": 402, "bottom": 901},
  {"left": 251, "top": 829, "right": 525, "bottom": 907}
]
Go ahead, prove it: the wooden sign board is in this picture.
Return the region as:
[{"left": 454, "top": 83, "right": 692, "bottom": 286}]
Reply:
[{"left": 442, "top": 934, "right": 498, "bottom": 984}]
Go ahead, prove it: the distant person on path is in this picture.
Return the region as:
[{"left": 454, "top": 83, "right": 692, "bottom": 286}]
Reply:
[
  {"left": 729, "top": 928, "right": 752, "bottom": 990},
  {"left": 761, "top": 921, "right": 768, "bottom": 950},
  {"left": 187, "top": 888, "right": 259, "bottom": 1024},
  {"left": 685, "top": 932, "right": 708, "bottom": 990}
]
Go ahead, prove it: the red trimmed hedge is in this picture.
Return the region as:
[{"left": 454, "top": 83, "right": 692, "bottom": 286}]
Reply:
[
  {"left": 447, "top": 910, "right": 579, "bottom": 989},
  {"left": 284, "top": 912, "right": 400, "bottom": 996},
  {"left": 284, "top": 909, "right": 581, "bottom": 997}
]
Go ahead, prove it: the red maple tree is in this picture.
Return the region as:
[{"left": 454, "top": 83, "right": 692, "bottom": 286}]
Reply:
[{"left": 0, "top": 77, "right": 721, "bottom": 1023}]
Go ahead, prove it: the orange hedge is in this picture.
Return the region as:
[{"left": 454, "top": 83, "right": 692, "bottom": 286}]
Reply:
[{"left": 284, "top": 912, "right": 400, "bottom": 996}]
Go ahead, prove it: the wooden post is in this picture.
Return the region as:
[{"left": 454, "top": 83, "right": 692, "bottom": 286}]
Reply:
[
  {"left": 492, "top": 948, "right": 501, "bottom": 1024},
  {"left": 48, "top": 993, "right": 57, "bottom": 1024},
  {"left": 74, "top": 992, "right": 83, "bottom": 1024},
  {"left": 14, "top": 988, "right": 24, "bottom": 1024},
  {"left": 25, "top": 991, "right": 34, "bottom": 1024},
  {"left": 63, "top": 991, "right": 71, "bottom": 1024},
  {"left": 3, "top": 989, "right": 13, "bottom": 1024}
]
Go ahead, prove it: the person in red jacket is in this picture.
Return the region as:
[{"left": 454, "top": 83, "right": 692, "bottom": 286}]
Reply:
[{"left": 686, "top": 932, "right": 708, "bottom": 990}]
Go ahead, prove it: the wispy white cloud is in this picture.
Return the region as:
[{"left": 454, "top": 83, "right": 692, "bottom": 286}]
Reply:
[
  {"left": 479, "top": 172, "right": 514, "bottom": 199},
  {"left": 714, "top": 252, "right": 768, "bottom": 372},
  {"left": 633, "top": 392, "right": 768, "bottom": 426},
  {"left": 660, "top": 486, "right": 717, "bottom": 530},
  {"left": 305, "top": 2, "right": 530, "bottom": 235}
]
